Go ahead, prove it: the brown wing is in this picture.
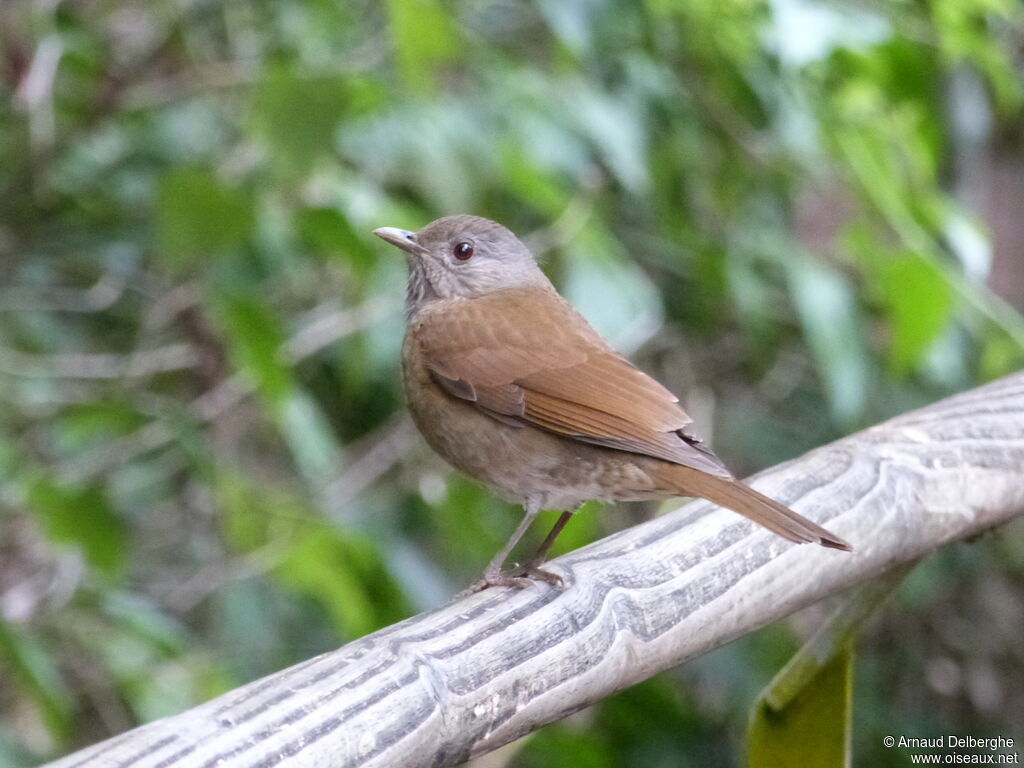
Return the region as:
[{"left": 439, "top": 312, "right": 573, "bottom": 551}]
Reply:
[{"left": 416, "top": 288, "right": 733, "bottom": 478}]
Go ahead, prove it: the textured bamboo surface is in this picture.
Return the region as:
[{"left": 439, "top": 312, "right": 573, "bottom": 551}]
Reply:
[{"left": 46, "top": 371, "right": 1024, "bottom": 768}]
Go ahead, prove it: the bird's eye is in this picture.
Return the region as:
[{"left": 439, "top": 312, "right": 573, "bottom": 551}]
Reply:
[{"left": 453, "top": 242, "right": 474, "bottom": 261}]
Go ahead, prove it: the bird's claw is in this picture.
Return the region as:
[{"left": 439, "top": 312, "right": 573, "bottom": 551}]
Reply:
[
  {"left": 457, "top": 565, "right": 564, "bottom": 597},
  {"left": 513, "top": 564, "right": 564, "bottom": 587}
]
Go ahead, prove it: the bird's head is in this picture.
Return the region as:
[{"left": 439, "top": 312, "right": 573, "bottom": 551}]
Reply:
[{"left": 373, "top": 215, "right": 551, "bottom": 312}]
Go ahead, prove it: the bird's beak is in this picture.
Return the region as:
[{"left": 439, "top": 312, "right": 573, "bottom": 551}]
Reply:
[{"left": 373, "top": 227, "right": 430, "bottom": 257}]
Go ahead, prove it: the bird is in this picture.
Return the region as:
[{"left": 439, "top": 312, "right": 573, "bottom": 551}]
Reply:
[{"left": 373, "top": 215, "right": 851, "bottom": 592}]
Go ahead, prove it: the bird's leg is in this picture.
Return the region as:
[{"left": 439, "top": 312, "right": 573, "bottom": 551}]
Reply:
[
  {"left": 459, "top": 499, "right": 564, "bottom": 594},
  {"left": 503, "top": 506, "right": 581, "bottom": 587},
  {"left": 526, "top": 508, "right": 576, "bottom": 568},
  {"left": 484, "top": 500, "right": 540, "bottom": 576}
]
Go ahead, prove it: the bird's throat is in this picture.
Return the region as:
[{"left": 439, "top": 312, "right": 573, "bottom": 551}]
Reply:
[{"left": 405, "top": 258, "right": 441, "bottom": 316}]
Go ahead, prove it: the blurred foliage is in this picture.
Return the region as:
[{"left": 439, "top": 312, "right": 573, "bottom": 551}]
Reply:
[
  {"left": 748, "top": 645, "right": 853, "bottom": 768},
  {"left": 1, "top": 0, "right": 1023, "bottom": 765}
]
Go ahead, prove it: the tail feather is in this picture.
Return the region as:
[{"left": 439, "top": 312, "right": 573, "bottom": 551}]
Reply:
[{"left": 656, "top": 464, "right": 852, "bottom": 551}]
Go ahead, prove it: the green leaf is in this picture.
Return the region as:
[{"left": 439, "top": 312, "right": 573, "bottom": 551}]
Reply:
[
  {"left": 384, "top": 0, "right": 460, "bottom": 93},
  {"left": 297, "top": 207, "right": 376, "bottom": 277},
  {"left": 216, "top": 295, "right": 293, "bottom": 404},
  {"left": 499, "top": 143, "right": 572, "bottom": 217},
  {"left": 101, "top": 592, "right": 188, "bottom": 656},
  {"left": 218, "top": 471, "right": 276, "bottom": 553},
  {"left": 276, "top": 391, "right": 342, "bottom": 488},
  {"left": 747, "top": 644, "right": 853, "bottom": 768},
  {"left": 215, "top": 296, "right": 341, "bottom": 486},
  {"left": 156, "top": 167, "right": 253, "bottom": 270},
  {"left": 249, "top": 68, "right": 350, "bottom": 175},
  {"left": 27, "top": 478, "right": 125, "bottom": 578},
  {"left": 214, "top": 580, "right": 289, "bottom": 684},
  {"left": 570, "top": 87, "right": 649, "bottom": 193},
  {"left": 58, "top": 402, "right": 148, "bottom": 452},
  {"left": 846, "top": 223, "right": 955, "bottom": 375},
  {"left": 980, "top": 331, "right": 1024, "bottom": 381},
  {"left": 85, "top": 598, "right": 194, "bottom": 722},
  {"left": 874, "top": 254, "right": 953, "bottom": 373},
  {"left": 563, "top": 222, "right": 663, "bottom": 351},
  {"left": 931, "top": 0, "right": 1023, "bottom": 112},
  {"left": 276, "top": 528, "right": 405, "bottom": 639},
  {"left": 786, "top": 258, "right": 868, "bottom": 426},
  {"left": 0, "top": 621, "right": 73, "bottom": 742},
  {"left": 726, "top": 254, "right": 780, "bottom": 357}
]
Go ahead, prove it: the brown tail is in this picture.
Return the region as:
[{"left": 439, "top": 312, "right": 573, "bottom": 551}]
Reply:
[{"left": 655, "top": 464, "right": 852, "bottom": 551}]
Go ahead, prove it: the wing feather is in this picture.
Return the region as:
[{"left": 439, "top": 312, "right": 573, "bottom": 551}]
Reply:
[{"left": 415, "top": 289, "right": 732, "bottom": 478}]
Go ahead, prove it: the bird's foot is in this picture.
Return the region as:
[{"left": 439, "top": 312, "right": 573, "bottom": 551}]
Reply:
[
  {"left": 512, "top": 564, "right": 564, "bottom": 587},
  {"left": 457, "top": 564, "right": 564, "bottom": 597}
]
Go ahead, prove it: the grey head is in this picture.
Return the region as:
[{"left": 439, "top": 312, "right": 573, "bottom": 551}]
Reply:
[{"left": 373, "top": 215, "right": 552, "bottom": 313}]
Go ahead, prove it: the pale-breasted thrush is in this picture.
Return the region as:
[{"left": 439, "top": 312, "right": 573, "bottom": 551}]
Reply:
[{"left": 374, "top": 215, "right": 850, "bottom": 591}]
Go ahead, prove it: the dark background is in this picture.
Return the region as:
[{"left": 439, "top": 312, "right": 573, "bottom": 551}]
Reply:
[{"left": 1, "top": 1, "right": 1023, "bottom": 765}]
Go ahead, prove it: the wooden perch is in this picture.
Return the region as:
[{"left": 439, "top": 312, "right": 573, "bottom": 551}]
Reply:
[{"left": 47, "top": 372, "right": 1024, "bottom": 768}]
